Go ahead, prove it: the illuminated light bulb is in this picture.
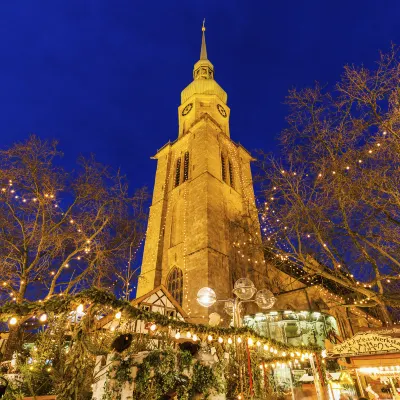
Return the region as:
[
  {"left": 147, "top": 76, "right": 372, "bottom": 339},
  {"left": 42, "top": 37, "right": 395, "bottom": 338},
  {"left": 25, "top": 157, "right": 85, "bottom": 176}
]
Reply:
[
  {"left": 175, "top": 332, "right": 181, "bottom": 340},
  {"left": 290, "top": 352, "right": 294, "bottom": 357},
  {"left": 358, "top": 160, "right": 362, "bottom": 163},
  {"left": 256, "top": 341, "right": 261, "bottom": 347},
  {"left": 264, "top": 345, "right": 269, "bottom": 351},
  {"left": 270, "top": 347, "right": 274, "bottom": 353},
  {"left": 149, "top": 323, "right": 157, "bottom": 332},
  {"left": 70, "top": 219, "right": 74, "bottom": 224},
  {"left": 9, "top": 317, "right": 17, "bottom": 325},
  {"left": 228, "top": 338, "right": 233, "bottom": 344},
  {"left": 115, "top": 312, "right": 122, "bottom": 319},
  {"left": 237, "top": 337, "right": 242, "bottom": 343},
  {"left": 259, "top": 364, "right": 263, "bottom": 369},
  {"left": 346, "top": 166, "right": 350, "bottom": 170},
  {"left": 248, "top": 338, "right": 253, "bottom": 346},
  {"left": 282, "top": 352, "right": 287, "bottom": 357},
  {"left": 39, "top": 314, "right": 47, "bottom": 322},
  {"left": 76, "top": 304, "right": 84, "bottom": 313},
  {"left": 186, "top": 332, "right": 192, "bottom": 339},
  {"left": 218, "top": 337, "right": 223, "bottom": 343},
  {"left": 192, "top": 334, "right": 198, "bottom": 341},
  {"left": 207, "top": 335, "right": 213, "bottom": 341}
]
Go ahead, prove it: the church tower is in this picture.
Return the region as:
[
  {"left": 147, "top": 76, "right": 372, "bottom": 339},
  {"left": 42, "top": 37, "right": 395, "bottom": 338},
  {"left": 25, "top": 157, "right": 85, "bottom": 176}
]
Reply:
[{"left": 137, "top": 24, "right": 266, "bottom": 320}]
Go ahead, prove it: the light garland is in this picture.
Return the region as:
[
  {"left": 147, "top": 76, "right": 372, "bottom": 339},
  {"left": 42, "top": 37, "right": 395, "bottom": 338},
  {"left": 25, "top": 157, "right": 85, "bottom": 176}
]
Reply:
[{"left": 0, "top": 287, "right": 321, "bottom": 357}]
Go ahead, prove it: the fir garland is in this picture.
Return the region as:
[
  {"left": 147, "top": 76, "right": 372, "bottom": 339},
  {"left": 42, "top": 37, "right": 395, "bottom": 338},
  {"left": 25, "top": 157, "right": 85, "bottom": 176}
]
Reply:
[{"left": 0, "top": 287, "right": 320, "bottom": 355}]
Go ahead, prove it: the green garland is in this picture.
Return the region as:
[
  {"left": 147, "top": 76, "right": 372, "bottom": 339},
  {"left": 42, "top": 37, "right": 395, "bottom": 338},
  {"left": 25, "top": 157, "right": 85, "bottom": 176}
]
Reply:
[
  {"left": 102, "top": 348, "right": 224, "bottom": 400},
  {"left": 0, "top": 287, "right": 320, "bottom": 355}
]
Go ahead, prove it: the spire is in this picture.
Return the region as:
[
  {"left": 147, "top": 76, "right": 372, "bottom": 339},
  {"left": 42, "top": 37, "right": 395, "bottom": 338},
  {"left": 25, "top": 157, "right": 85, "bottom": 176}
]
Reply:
[
  {"left": 193, "top": 19, "right": 214, "bottom": 81},
  {"left": 200, "top": 19, "right": 207, "bottom": 60}
]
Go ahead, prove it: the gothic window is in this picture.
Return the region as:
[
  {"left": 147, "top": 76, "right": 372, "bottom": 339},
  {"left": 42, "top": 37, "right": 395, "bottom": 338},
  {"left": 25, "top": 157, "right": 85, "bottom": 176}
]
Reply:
[
  {"left": 175, "top": 158, "right": 181, "bottom": 187},
  {"left": 221, "top": 154, "right": 226, "bottom": 182},
  {"left": 183, "top": 152, "right": 189, "bottom": 182},
  {"left": 229, "top": 160, "right": 234, "bottom": 188},
  {"left": 166, "top": 267, "right": 183, "bottom": 306}
]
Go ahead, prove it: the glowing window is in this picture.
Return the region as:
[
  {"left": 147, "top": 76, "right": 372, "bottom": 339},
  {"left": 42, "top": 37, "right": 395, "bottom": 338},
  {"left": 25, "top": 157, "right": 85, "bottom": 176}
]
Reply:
[{"left": 166, "top": 267, "right": 183, "bottom": 306}]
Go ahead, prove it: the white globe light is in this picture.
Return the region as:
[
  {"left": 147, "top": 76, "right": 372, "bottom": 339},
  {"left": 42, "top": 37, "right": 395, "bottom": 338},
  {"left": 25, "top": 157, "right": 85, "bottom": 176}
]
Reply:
[
  {"left": 233, "top": 278, "right": 257, "bottom": 300},
  {"left": 223, "top": 300, "right": 235, "bottom": 316},
  {"left": 255, "top": 289, "right": 276, "bottom": 310},
  {"left": 197, "top": 287, "right": 217, "bottom": 307},
  {"left": 9, "top": 317, "right": 17, "bottom": 326},
  {"left": 208, "top": 312, "right": 221, "bottom": 327}
]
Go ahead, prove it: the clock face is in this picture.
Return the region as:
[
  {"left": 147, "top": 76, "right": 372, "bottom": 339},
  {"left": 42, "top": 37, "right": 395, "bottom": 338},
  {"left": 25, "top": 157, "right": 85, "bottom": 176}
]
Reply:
[
  {"left": 217, "top": 104, "right": 227, "bottom": 118},
  {"left": 182, "top": 103, "right": 193, "bottom": 116}
]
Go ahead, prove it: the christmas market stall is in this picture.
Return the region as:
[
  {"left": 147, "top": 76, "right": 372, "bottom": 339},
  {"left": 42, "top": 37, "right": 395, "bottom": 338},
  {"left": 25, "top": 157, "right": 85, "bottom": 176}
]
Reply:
[
  {"left": 327, "top": 327, "right": 400, "bottom": 400},
  {"left": 0, "top": 287, "right": 325, "bottom": 400}
]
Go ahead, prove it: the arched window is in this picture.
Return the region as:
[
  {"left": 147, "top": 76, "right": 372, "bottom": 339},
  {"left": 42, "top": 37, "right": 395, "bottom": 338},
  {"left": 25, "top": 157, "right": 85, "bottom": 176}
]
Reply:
[
  {"left": 174, "top": 158, "right": 181, "bottom": 187},
  {"left": 229, "top": 160, "right": 234, "bottom": 188},
  {"left": 221, "top": 154, "right": 226, "bottom": 182},
  {"left": 166, "top": 267, "right": 183, "bottom": 306},
  {"left": 183, "top": 152, "right": 189, "bottom": 182}
]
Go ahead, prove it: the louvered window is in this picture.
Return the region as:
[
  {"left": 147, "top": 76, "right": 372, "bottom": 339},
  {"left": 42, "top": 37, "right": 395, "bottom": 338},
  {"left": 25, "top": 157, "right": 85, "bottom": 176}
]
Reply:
[
  {"left": 183, "top": 152, "right": 189, "bottom": 182},
  {"left": 221, "top": 154, "right": 226, "bottom": 182},
  {"left": 175, "top": 158, "right": 181, "bottom": 187}
]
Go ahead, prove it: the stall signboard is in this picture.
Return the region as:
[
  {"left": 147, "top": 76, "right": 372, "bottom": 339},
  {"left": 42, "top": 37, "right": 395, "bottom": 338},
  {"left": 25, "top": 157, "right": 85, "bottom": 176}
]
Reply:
[{"left": 328, "top": 330, "right": 400, "bottom": 357}]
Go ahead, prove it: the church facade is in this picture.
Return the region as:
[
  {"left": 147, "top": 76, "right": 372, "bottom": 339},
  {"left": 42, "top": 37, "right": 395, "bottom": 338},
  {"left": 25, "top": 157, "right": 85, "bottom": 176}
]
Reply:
[{"left": 136, "top": 25, "right": 266, "bottom": 320}]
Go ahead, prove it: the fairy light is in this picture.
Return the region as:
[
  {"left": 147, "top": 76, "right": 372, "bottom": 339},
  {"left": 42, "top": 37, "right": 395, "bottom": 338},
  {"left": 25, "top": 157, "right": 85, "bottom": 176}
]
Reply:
[{"left": 76, "top": 304, "right": 84, "bottom": 313}]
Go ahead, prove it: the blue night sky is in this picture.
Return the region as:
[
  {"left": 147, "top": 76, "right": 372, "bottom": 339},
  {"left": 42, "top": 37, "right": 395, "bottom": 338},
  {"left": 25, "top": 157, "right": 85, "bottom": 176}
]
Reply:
[{"left": 1, "top": 1, "right": 399, "bottom": 192}]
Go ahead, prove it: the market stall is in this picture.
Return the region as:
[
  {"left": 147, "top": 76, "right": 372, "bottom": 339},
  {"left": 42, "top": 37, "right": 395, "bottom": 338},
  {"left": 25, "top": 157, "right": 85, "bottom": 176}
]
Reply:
[{"left": 327, "top": 327, "right": 400, "bottom": 400}]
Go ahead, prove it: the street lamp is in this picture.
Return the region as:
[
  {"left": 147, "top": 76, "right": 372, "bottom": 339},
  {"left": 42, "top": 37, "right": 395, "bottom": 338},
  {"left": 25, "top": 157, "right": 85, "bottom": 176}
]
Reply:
[{"left": 197, "top": 278, "right": 276, "bottom": 327}]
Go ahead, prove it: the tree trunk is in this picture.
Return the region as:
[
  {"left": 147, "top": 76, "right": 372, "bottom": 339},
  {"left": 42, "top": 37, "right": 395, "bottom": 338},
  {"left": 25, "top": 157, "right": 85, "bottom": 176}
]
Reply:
[
  {"left": 2, "top": 323, "right": 23, "bottom": 361},
  {"left": 378, "top": 304, "right": 392, "bottom": 326}
]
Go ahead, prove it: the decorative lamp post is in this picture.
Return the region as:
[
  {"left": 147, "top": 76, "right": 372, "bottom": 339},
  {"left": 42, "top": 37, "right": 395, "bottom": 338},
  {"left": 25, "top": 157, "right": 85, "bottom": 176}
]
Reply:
[{"left": 196, "top": 278, "right": 276, "bottom": 327}]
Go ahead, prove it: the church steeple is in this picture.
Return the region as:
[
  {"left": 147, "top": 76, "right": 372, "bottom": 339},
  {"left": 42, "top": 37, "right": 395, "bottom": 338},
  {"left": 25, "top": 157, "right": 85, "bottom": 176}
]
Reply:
[{"left": 193, "top": 21, "right": 214, "bottom": 80}]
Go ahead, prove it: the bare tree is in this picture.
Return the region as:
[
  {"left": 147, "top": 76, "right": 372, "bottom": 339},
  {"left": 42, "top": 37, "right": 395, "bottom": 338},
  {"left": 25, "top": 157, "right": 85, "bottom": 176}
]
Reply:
[
  {"left": 257, "top": 46, "right": 400, "bottom": 324},
  {"left": 0, "top": 136, "right": 147, "bottom": 358}
]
